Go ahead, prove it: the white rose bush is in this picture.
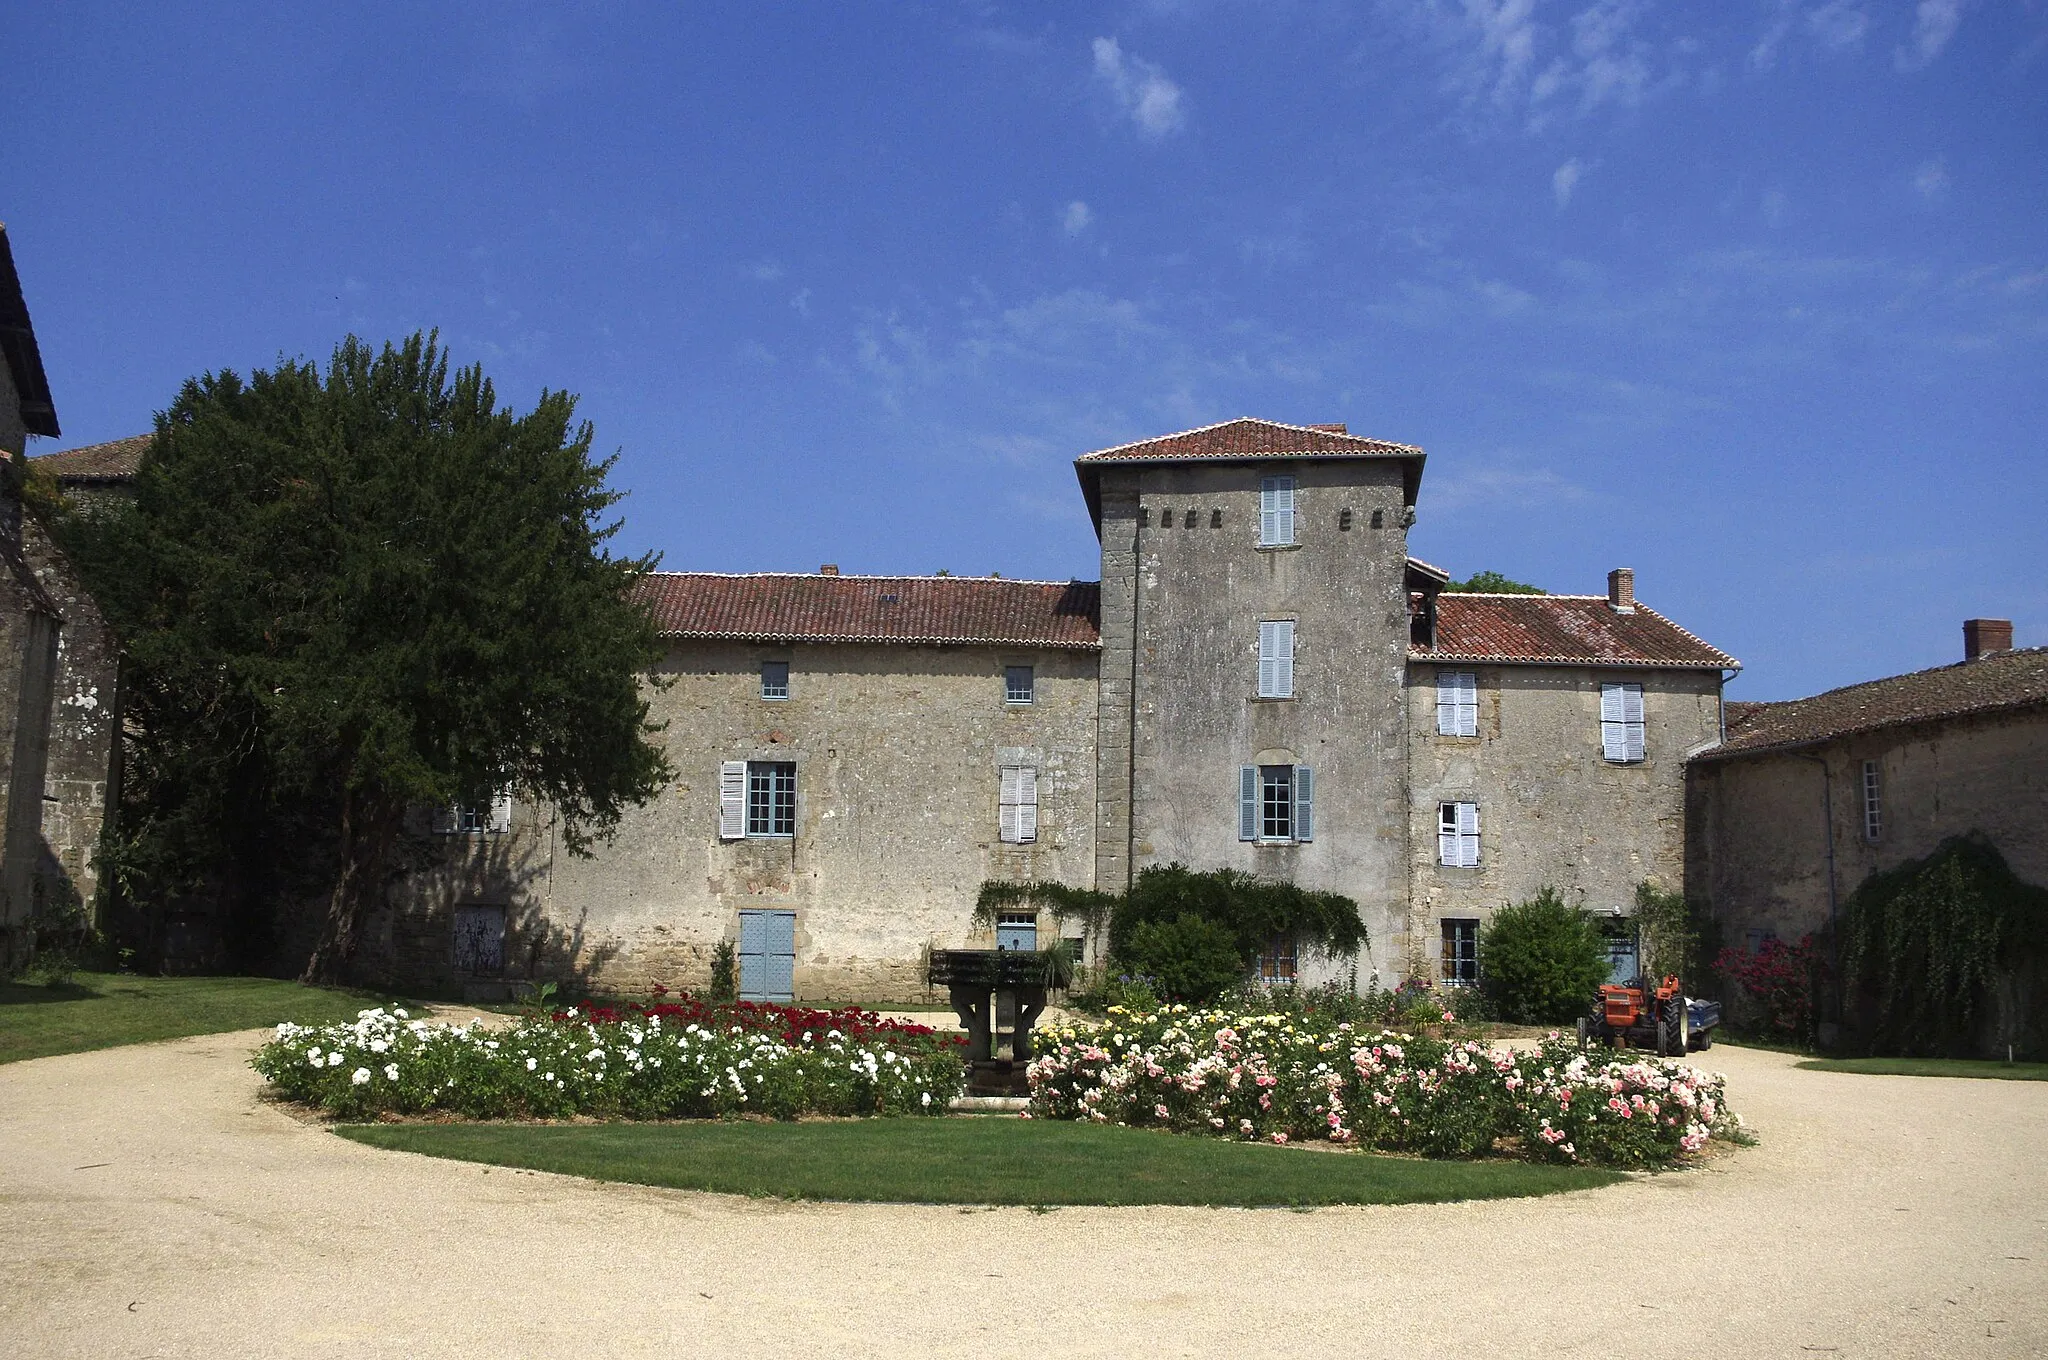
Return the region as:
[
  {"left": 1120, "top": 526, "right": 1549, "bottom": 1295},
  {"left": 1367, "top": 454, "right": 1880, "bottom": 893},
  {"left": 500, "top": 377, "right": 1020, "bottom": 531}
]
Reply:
[
  {"left": 1027, "top": 1005, "right": 1743, "bottom": 1168},
  {"left": 254, "top": 1002, "right": 965, "bottom": 1121}
]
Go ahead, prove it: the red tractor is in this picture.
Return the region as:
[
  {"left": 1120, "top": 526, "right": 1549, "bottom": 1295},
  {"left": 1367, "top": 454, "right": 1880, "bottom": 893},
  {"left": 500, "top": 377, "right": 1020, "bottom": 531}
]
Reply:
[{"left": 1578, "top": 973, "right": 1717, "bottom": 1056}]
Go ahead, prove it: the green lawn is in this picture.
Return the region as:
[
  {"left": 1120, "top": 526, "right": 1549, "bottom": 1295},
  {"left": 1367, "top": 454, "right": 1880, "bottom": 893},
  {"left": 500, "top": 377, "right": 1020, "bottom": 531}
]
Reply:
[
  {"left": 336, "top": 1117, "right": 1624, "bottom": 1207},
  {"left": 1795, "top": 1056, "right": 2048, "bottom": 1081},
  {"left": 0, "top": 971, "right": 423, "bottom": 1065}
]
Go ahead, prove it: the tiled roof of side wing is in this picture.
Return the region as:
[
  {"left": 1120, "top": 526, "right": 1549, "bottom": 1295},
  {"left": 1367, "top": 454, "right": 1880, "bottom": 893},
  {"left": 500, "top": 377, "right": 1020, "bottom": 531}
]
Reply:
[
  {"left": 32, "top": 433, "right": 152, "bottom": 483},
  {"left": 1075, "top": 417, "right": 1423, "bottom": 463},
  {"left": 1415, "top": 593, "right": 1739, "bottom": 669},
  {"left": 1696, "top": 647, "right": 2048, "bottom": 760},
  {"left": 632, "top": 573, "right": 1103, "bottom": 649}
]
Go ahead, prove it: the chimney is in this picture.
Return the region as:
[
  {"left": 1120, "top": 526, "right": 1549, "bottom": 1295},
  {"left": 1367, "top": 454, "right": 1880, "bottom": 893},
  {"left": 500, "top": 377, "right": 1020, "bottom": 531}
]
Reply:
[
  {"left": 1964, "top": 618, "right": 2012, "bottom": 661},
  {"left": 1607, "top": 567, "right": 1635, "bottom": 613},
  {"left": 1307, "top": 422, "right": 1348, "bottom": 434},
  {"left": 819, "top": 563, "right": 839, "bottom": 576}
]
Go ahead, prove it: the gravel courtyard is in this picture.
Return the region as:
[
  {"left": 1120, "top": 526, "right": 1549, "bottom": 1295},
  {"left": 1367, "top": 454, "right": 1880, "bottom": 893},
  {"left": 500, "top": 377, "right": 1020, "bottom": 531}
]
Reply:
[{"left": 2, "top": 1032, "right": 2041, "bottom": 1359}]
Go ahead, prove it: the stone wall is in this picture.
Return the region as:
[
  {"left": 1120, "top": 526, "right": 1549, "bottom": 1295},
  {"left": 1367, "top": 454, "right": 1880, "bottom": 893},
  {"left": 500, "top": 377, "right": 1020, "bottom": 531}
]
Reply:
[
  {"left": 370, "top": 637, "right": 1100, "bottom": 1001},
  {"left": 1407, "top": 663, "right": 1723, "bottom": 978},
  {"left": 1686, "top": 708, "right": 2048, "bottom": 950},
  {"left": 19, "top": 511, "right": 120, "bottom": 921},
  {"left": 1100, "top": 459, "right": 1415, "bottom": 988}
]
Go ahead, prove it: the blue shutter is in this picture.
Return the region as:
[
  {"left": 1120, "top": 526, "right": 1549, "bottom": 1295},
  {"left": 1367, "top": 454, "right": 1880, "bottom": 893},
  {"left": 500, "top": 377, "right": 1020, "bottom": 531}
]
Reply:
[
  {"left": 1239, "top": 766, "right": 1258, "bottom": 841},
  {"left": 1294, "top": 766, "right": 1313, "bottom": 841},
  {"left": 739, "top": 910, "right": 796, "bottom": 1001}
]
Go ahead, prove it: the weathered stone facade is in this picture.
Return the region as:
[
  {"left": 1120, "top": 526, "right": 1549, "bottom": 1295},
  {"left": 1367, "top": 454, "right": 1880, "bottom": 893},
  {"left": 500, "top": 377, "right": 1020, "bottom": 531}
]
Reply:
[{"left": 1406, "top": 662, "right": 1723, "bottom": 975}]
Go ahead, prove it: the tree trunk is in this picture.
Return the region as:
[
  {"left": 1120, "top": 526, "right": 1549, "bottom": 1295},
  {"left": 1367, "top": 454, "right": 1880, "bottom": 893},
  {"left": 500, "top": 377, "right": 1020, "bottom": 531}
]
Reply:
[{"left": 301, "top": 784, "right": 397, "bottom": 985}]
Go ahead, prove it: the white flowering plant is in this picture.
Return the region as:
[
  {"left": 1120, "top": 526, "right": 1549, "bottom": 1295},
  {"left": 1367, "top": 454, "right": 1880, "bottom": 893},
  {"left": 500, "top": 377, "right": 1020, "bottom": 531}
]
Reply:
[
  {"left": 253, "top": 1007, "right": 964, "bottom": 1121},
  {"left": 1026, "top": 1005, "right": 1742, "bottom": 1168}
]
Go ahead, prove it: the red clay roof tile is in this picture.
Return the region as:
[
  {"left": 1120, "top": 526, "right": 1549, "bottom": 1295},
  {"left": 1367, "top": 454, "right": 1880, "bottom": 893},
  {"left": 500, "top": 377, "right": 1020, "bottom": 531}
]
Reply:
[
  {"left": 633, "top": 573, "right": 1101, "bottom": 649},
  {"left": 1076, "top": 417, "right": 1421, "bottom": 464},
  {"left": 1416, "top": 593, "right": 1738, "bottom": 670},
  {"left": 32, "top": 433, "right": 151, "bottom": 483}
]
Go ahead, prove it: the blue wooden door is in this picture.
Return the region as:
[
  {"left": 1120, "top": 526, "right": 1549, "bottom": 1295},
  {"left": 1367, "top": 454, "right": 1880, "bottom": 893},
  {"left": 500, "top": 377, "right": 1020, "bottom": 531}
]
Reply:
[{"left": 738, "top": 910, "right": 797, "bottom": 1001}]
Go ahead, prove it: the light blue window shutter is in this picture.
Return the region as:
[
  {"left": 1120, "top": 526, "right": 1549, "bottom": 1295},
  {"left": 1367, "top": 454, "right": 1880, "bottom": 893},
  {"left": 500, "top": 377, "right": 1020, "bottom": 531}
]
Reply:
[
  {"left": 718, "top": 761, "right": 748, "bottom": 838},
  {"left": 1600, "top": 683, "right": 1628, "bottom": 762},
  {"left": 765, "top": 911, "right": 796, "bottom": 1001},
  {"left": 1439, "top": 804, "right": 1458, "bottom": 864},
  {"left": 1276, "top": 479, "right": 1294, "bottom": 544},
  {"left": 1622, "top": 683, "right": 1646, "bottom": 762},
  {"left": 1260, "top": 479, "right": 1279, "bottom": 545},
  {"left": 737, "top": 911, "right": 768, "bottom": 998},
  {"left": 1456, "top": 672, "right": 1478, "bottom": 736},
  {"left": 1457, "top": 802, "right": 1481, "bottom": 867},
  {"left": 1294, "top": 766, "right": 1313, "bottom": 841},
  {"left": 1275, "top": 621, "right": 1294, "bottom": 697},
  {"left": 1436, "top": 672, "right": 1457, "bottom": 735},
  {"left": 1239, "top": 766, "right": 1258, "bottom": 840}
]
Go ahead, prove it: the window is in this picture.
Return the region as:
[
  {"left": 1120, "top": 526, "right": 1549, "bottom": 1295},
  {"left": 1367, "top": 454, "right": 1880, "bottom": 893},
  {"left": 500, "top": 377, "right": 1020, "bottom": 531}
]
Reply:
[
  {"left": 1436, "top": 670, "right": 1478, "bottom": 737},
  {"left": 760, "top": 661, "right": 789, "bottom": 700},
  {"left": 433, "top": 789, "right": 512, "bottom": 835},
  {"left": 1240, "top": 765, "right": 1313, "bottom": 842},
  {"left": 995, "top": 912, "right": 1038, "bottom": 951},
  {"left": 1004, "top": 665, "right": 1035, "bottom": 704},
  {"left": 1259, "top": 475, "right": 1296, "bottom": 546},
  {"left": 1257, "top": 933, "right": 1297, "bottom": 982},
  {"left": 1438, "top": 802, "right": 1480, "bottom": 867},
  {"left": 1441, "top": 919, "right": 1478, "bottom": 985},
  {"left": 998, "top": 765, "right": 1038, "bottom": 844},
  {"left": 1600, "top": 682, "right": 1646, "bottom": 763},
  {"left": 1210, "top": 508, "right": 1222, "bottom": 528},
  {"left": 1257, "top": 620, "right": 1295, "bottom": 698},
  {"left": 720, "top": 760, "right": 794, "bottom": 838},
  {"left": 1862, "top": 760, "right": 1881, "bottom": 842},
  {"left": 1184, "top": 508, "right": 1197, "bottom": 529}
]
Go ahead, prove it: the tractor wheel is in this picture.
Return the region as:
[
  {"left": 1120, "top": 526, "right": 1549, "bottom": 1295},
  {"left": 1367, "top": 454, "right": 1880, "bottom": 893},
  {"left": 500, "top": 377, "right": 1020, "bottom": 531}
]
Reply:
[
  {"left": 1575, "top": 1015, "right": 1592, "bottom": 1050},
  {"left": 1690, "top": 1026, "right": 1713, "bottom": 1052},
  {"left": 1659, "top": 999, "right": 1687, "bottom": 1058}
]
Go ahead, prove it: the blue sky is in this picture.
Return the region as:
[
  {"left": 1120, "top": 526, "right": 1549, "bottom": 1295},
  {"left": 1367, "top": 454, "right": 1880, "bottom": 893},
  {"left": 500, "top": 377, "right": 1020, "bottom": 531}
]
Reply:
[{"left": 5, "top": 1, "right": 2044, "bottom": 700}]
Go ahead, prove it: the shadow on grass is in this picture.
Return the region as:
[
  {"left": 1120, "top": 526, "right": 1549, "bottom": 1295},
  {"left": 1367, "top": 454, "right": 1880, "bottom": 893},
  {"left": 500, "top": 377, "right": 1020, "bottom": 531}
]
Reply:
[
  {"left": 0, "top": 979, "right": 104, "bottom": 1006},
  {"left": 335, "top": 1117, "right": 1627, "bottom": 1208},
  {"left": 1795, "top": 1057, "right": 2048, "bottom": 1081}
]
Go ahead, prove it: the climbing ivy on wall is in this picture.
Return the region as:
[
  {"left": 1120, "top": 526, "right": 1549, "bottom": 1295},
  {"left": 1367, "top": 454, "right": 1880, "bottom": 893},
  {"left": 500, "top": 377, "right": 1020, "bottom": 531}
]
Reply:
[{"left": 1841, "top": 834, "right": 2048, "bottom": 1058}]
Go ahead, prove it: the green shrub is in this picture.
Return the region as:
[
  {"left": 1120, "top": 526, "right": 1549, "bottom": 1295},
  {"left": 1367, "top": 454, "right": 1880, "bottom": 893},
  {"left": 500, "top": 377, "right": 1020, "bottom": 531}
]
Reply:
[
  {"left": 1479, "top": 889, "right": 1611, "bottom": 1024},
  {"left": 1117, "top": 914, "right": 1245, "bottom": 1004},
  {"left": 708, "top": 940, "right": 737, "bottom": 1003}
]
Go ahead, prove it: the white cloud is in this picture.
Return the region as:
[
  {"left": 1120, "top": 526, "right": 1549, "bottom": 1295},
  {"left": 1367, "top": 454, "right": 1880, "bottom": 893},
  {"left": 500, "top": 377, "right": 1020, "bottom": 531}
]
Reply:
[
  {"left": 790, "top": 288, "right": 812, "bottom": 319},
  {"left": 1806, "top": 1, "right": 1869, "bottom": 52},
  {"left": 748, "top": 259, "right": 784, "bottom": 282},
  {"left": 1062, "top": 201, "right": 1093, "bottom": 237},
  {"left": 1553, "top": 157, "right": 1586, "bottom": 209},
  {"left": 1898, "top": 0, "right": 1969, "bottom": 71},
  {"left": 1912, "top": 157, "right": 1950, "bottom": 198},
  {"left": 1091, "top": 36, "right": 1186, "bottom": 138}
]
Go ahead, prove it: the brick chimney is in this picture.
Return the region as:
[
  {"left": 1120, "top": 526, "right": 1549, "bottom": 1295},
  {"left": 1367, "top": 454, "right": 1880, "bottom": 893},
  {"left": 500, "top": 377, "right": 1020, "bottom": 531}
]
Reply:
[
  {"left": 819, "top": 563, "right": 839, "bottom": 576},
  {"left": 1964, "top": 618, "right": 2012, "bottom": 661},
  {"left": 1607, "top": 567, "right": 1635, "bottom": 613}
]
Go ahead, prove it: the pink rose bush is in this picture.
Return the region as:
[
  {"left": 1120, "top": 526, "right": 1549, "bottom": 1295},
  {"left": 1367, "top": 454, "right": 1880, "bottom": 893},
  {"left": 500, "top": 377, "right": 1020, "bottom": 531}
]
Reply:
[
  {"left": 1027, "top": 1006, "right": 1741, "bottom": 1168},
  {"left": 254, "top": 1006, "right": 964, "bottom": 1121}
]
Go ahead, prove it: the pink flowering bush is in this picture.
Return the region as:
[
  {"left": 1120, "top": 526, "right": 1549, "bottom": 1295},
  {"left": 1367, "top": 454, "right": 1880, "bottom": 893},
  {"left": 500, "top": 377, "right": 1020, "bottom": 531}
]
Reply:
[{"left": 1028, "top": 1006, "right": 1741, "bottom": 1168}]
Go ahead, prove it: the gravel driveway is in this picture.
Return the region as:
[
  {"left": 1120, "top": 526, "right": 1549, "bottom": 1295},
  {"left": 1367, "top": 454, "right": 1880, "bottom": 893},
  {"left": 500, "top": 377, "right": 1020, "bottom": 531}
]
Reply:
[{"left": 2, "top": 1032, "right": 2041, "bottom": 1358}]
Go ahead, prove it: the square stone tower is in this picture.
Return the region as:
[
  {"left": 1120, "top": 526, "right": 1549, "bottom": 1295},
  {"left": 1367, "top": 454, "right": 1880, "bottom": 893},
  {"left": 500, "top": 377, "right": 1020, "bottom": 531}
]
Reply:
[{"left": 1075, "top": 419, "right": 1425, "bottom": 986}]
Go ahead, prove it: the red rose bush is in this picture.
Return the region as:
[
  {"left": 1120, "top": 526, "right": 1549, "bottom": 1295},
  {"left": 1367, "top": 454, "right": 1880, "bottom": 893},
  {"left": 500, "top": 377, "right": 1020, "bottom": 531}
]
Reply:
[
  {"left": 1027, "top": 1005, "right": 1742, "bottom": 1168},
  {"left": 254, "top": 997, "right": 966, "bottom": 1121}
]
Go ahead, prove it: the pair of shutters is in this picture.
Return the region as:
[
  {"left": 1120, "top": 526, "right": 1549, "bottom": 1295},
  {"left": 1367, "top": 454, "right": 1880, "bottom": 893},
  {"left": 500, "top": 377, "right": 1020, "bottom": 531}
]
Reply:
[
  {"left": 998, "top": 765, "right": 1039, "bottom": 844},
  {"left": 1599, "top": 682, "right": 1646, "bottom": 763},
  {"left": 1436, "top": 671, "right": 1478, "bottom": 736},
  {"left": 1258, "top": 621, "right": 1295, "bottom": 698},
  {"left": 737, "top": 909, "right": 796, "bottom": 1001},
  {"left": 1238, "top": 766, "right": 1313, "bottom": 842},
  {"left": 1439, "top": 802, "right": 1480, "bottom": 867},
  {"left": 429, "top": 790, "right": 513, "bottom": 835},
  {"left": 1259, "top": 476, "right": 1296, "bottom": 546}
]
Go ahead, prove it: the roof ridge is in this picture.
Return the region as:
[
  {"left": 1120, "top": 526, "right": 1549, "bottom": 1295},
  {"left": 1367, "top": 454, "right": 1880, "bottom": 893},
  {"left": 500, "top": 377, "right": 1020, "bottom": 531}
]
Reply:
[
  {"left": 1759, "top": 645, "right": 2048, "bottom": 709},
  {"left": 1630, "top": 602, "right": 1742, "bottom": 670},
  {"left": 642, "top": 570, "right": 1092, "bottom": 587},
  {"left": 1077, "top": 416, "right": 1423, "bottom": 461}
]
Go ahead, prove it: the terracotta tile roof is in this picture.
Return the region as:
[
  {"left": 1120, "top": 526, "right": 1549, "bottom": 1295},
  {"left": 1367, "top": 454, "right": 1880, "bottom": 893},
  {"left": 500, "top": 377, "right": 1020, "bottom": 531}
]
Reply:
[
  {"left": 1075, "top": 417, "right": 1422, "bottom": 464},
  {"left": 1696, "top": 647, "right": 2048, "bottom": 761},
  {"left": 1414, "top": 594, "right": 1739, "bottom": 670},
  {"left": 32, "top": 433, "right": 151, "bottom": 483},
  {"left": 633, "top": 573, "right": 1102, "bottom": 649}
]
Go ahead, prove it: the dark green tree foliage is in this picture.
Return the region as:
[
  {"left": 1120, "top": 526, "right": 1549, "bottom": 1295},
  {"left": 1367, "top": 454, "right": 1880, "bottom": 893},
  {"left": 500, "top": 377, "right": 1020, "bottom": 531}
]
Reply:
[
  {"left": 1478, "top": 889, "right": 1612, "bottom": 1024},
  {"left": 1443, "top": 571, "right": 1545, "bottom": 594},
  {"left": 62, "top": 333, "right": 671, "bottom": 980},
  {"left": 977, "top": 863, "right": 1366, "bottom": 1003},
  {"left": 1841, "top": 834, "right": 2048, "bottom": 1058},
  {"left": 1632, "top": 880, "right": 1699, "bottom": 985}
]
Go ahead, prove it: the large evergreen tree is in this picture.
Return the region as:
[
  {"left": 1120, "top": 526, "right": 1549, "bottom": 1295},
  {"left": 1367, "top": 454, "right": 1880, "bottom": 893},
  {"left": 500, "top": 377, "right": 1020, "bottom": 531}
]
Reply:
[{"left": 65, "top": 333, "right": 671, "bottom": 981}]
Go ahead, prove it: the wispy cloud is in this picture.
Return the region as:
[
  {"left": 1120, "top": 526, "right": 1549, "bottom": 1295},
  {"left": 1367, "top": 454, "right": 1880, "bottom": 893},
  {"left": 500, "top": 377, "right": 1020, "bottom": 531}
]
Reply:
[
  {"left": 1912, "top": 157, "right": 1950, "bottom": 198},
  {"left": 1062, "top": 200, "right": 1093, "bottom": 237},
  {"left": 1091, "top": 37, "right": 1186, "bottom": 138},
  {"left": 1423, "top": 457, "right": 1590, "bottom": 513},
  {"left": 1553, "top": 157, "right": 1586, "bottom": 209},
  {"left": 1897, "top": 0, "right": 1971, "bottom": 71},
  {"left": 748, "top": 259, "right": 784, "bottom": 282}
]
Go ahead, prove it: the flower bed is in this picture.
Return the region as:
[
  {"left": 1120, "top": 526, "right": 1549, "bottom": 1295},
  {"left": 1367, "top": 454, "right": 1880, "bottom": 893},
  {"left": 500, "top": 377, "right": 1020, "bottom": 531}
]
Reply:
[
  {"left": 254, "top": 1000, "right": 966, "bottom": 1121},
  {"left": 1027, "top": 1005, "right": 1742, "bottom": 1168}
]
